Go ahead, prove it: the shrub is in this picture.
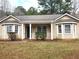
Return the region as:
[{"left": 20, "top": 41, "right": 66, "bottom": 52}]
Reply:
[
  {"left": 35, "top": 32, "right": 46, "bottom": 40},
  {"left": 8, "top": 32, "right": 16, "bottom": 41}
]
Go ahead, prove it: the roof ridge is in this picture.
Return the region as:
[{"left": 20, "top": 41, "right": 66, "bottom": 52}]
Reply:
[{"left": 15, "top": 14, "right": 62, "bottom": 17}]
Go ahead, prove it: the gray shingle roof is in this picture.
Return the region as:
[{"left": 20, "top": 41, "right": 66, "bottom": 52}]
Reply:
[
  {"left": 15, "top": 15, "right": 62, "bottom": 22},
  {"left": 1, "top": 14, "right": 79, "bottom": 23},
  {"left": 0, "top": 15, "right": 62, "bottom": 23},
  {"left": 0, "top": 16, "right": 7, "bottom": 21},
  {"left": 73, "top": 15, "right": 79, "bottom": 19}
]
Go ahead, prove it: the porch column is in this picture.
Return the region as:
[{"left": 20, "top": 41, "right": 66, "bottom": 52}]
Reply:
[
  {"left": 21, "top": 24, "right": 24, "bottom": 40},
  {"left": 62, "top": 24, "right": 64, "bottom": 39},
  {"left": 72, "top": 24, "right": 75, "bottom": 38},
  {"left": 75, "top": 24, "right": 77, "bottom": 38},
  {"left": 3, "top": 25, "right": 6, "bottom": 39},
  {"left": 29, "top": 24, "right": 32, "bottom": 40},
  {"left": 51, "top": 23, "right": 53, "bottom": 40}
]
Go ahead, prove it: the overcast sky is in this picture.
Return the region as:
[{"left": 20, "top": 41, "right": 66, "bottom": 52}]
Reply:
[
  {"left": 7, "top": 0, "right": 79, "bottom": 13},
  {"left": 8, "top": 0, "right": 39, "bottom": 11}
]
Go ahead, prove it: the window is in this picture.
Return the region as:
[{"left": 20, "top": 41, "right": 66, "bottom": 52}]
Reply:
[
  {"left": 65, "top": 24, "right": 71, "bottom": 33},
  {"left": 7, "top": 25, "right": 18, "bottom": 33},
  {"left": 37, "top": 25, "right": 46, "bottom": 33},
  {"left": 7, "top": 25, "right": 13, "bottom": 32},
  {"left": 15, "top": 25, "right": 18, "bottom": 33},
  {"left": 37, "top": 26, "right": 41, "bottom": 32},
  {"left": 58, "top": 25, "right": 62, "bottom": 33}
]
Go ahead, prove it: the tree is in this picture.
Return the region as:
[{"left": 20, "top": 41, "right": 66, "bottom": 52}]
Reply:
[
  {"left": 13, "top": 6, "right": 27, "bottom": 16},
  {"left": 0, "top": 10, "right": 6, "bottom": 17},
  {"left": 65, "top": 0, "right": 71, "bottom": 2},
  {"left": 6, "top": 11, "right": 12, "bottom": 16},
  {"left": 38, "top": 0, "right": 72, "bottom": 14},
  {"left": 0, "top": 0, "right": 10, "bottom": 12},
  {"left": 0, "top": 0, "right": 11, "bottom": 17},
  {"left": 26, "top": 7, "right": 38, "bottom": 15},
  {"left": 60, "top": 2, "right": 72, "bottom": 14},
  {"left": 39, "top": 10, "right": 49, "bottom": 15},
  {"left": 38, "top": 0, "right": 56, "bottom": 14}
]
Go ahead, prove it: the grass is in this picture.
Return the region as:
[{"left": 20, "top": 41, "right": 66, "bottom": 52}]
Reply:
[{"left": 0, "top": 40, "right": 79, "bottom": 59}]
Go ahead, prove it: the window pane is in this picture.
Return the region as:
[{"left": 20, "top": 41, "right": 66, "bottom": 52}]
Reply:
[
  {"left": 65, "top": 24, "right": 71, "bottom": 33},
  {"left": 7, "top": 25, "right": 12, "bottom": 32},
  {"left": 15, "top": 25, "right": 18, "bottom": 33},
  {"left": 42, "top": 26, "right": 46, "bottom": 33},
  {"left": 58, "top": 25, "right": 62, "bottom": 33},
  {"left": 37, "top": 26, "right": 46, "bottom": 33},
  {"left": 41, "top": 26, "right": 46, "bottom": 35}
]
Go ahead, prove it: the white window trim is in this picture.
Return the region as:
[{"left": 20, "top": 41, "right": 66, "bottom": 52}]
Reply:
[
  {"left": 57, "top": 24, "right": 64, "bottom": 38},
  {"left": 59, "top": 25, "right": 62, "bottom": 34},
  {"left": 64, "top": 24, "right": 72, "bottom": 34},
  {"left": 57, "top": 24, "right": 72, "bottom": 34},
  {"left": 57, "top": 24, "right": 62, "bottom": 34},
  {"left": 7, "top": 25, "right": 18, "bottom": 33},
  {"left": 7, "top": 25, "right": 13, "bottom": 32},
  {"left": 57, "top": 23, "right": 76, "bottom": 39},
  {"left": 13, "top": 25, "right": 15, "bottom": 32}
]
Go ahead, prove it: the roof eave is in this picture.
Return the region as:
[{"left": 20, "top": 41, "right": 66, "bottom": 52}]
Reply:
[
  {"left": 54, "top": 13, "right": 79, "bottom": 22},
  {"left": 0, "top": 15, "right": 21, "bottom": 23}
]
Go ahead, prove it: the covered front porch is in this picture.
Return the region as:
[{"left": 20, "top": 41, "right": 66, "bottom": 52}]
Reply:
[{"left": 21, "top": 23, "right": 53, "bottom": 40}]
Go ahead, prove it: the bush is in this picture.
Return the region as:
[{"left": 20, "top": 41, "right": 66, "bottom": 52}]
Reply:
[
  {"left": 35, "top": 32, "right": 46, "bottom": 40},
  {"left": 8, "top": 32, "right": 16, "bottom": 41}
]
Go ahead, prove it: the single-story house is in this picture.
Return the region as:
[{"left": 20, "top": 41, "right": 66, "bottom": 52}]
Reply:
[{"left": 0, "top": 13, "right": 79, "bottom": 40}]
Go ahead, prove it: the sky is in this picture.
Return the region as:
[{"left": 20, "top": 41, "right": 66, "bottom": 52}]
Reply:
[
  {"left": 4, "top": 0, "right": 79, "bottom": 13},
  {"left": 8, "top": 0, "right": 39, "bottom": 11}
]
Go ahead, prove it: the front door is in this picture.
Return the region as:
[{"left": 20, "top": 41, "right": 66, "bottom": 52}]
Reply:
[
  {"left": 27, "top": 26, "right": 29, "bottom": 38},
  {"left": 25, "top": 26, "right": 30, "bottom": 39}
]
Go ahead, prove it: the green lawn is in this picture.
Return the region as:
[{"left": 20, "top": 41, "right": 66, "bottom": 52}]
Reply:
[{"left": 0, "top": 40, "right": 79, "bottom": 59}]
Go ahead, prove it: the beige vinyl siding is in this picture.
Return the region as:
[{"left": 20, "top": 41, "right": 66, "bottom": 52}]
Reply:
[
  {"left": 2, "top": 25, "right": 8, "bottom": 40},
  {"left": 0, "top": 17, "right": 23, "bottom": 40},
  {"left": 76, "top": 22, "right": 79, "bottom": 39},
  {"left": 21, "top": 24, "right": 25, "bottom": 39},
  {"left": 61, "top": 16, "right": 71, "bottom": 19},
  {"left": 62, "top": 24, "right": 75, "bottom": 39},
  {"left": 57, "top": 34, "right": 62, "bottom": 39},
  {"left": 32, "top": 24, "right": 37, "bottom": 39},
  {"left": 0, "top": 24, "right": 24, "bottom": 40},
  {"left": 2, "top": 25, "right": 22, "bottom": 40},
  {"left": 63, "top": 34, "right": 73, "bottom": 39},
  {"left": 54, "top": 15, "right": 77, "bottom": 39},
  {"left": 53, "top": 23, "right": 58, "bottom": 39},
  {"left": 46, "top": 24, "right": 51, "bottom": 39},
  {"left": 16, "top": 25, "right": 22, "bottom": 39},
  {"left": 0, "top": 24, "right": 4, "bottom": 39},
  {"left": 53, "top": 23, "right": 63, "bottom": 39}
]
